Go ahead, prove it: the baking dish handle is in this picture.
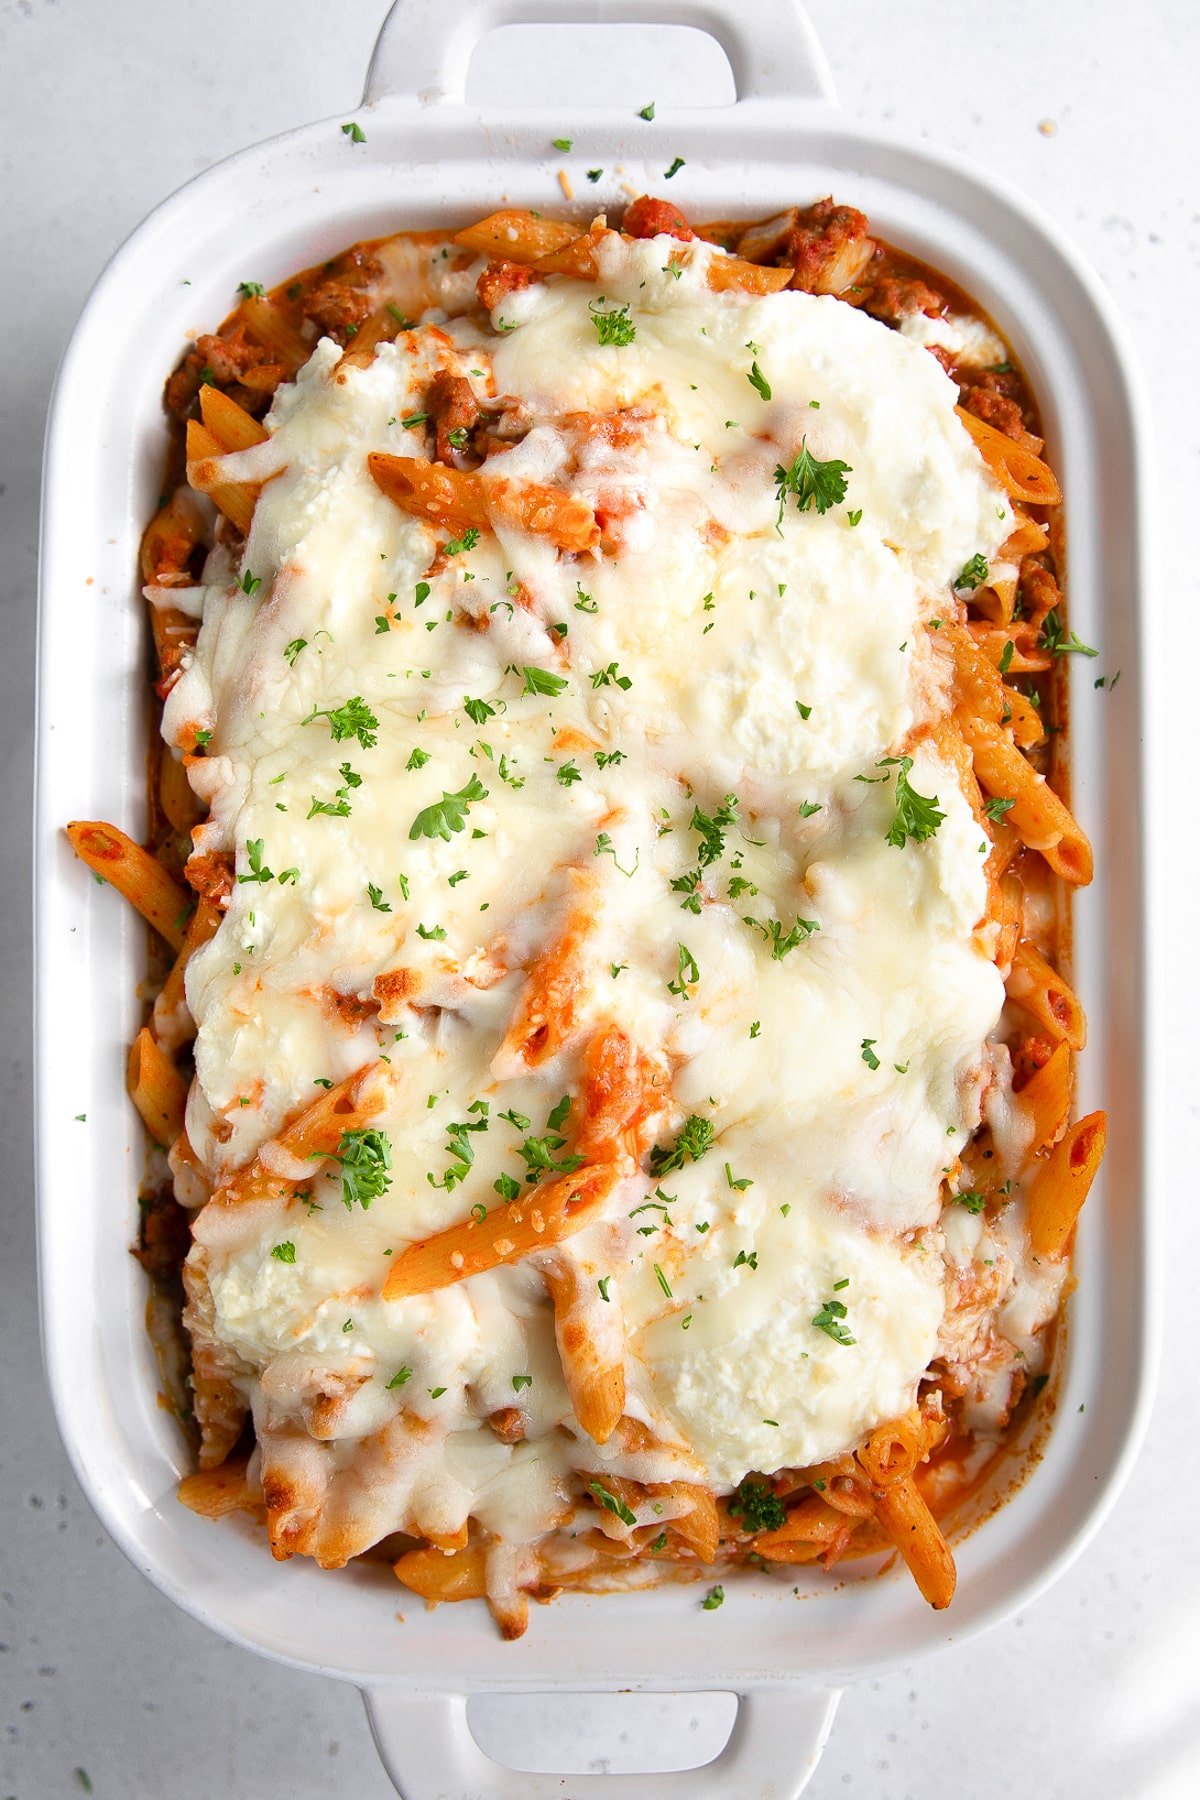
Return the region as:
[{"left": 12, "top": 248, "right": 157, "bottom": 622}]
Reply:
[
  {"left": 364, "top": 0, "right": 835, "bottom": 108},
  {"left": 363, "top": 1684, "right": 841, "bottom": 1799}
]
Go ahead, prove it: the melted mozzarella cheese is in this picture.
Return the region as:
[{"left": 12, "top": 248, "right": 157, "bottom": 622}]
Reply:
[{"left": 178, "top": 232, "right": 1024, "bottom": 1551}]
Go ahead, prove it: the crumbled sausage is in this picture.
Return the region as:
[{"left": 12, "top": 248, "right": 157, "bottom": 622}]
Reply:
[
  {"left": 858, "top": 272, "right": 943, "bottom": 322},
  {"left": 133, "top": 1187, "right": 191, "bottom": 1281},
  {"left": 964, "top": 386, "right": 1025, "bottom": 440},
  {"left": 185, "top": 851, "right": 234, "bottom": 906},
  {"left": 476, "top": 259, "right": 534, "bottom": 312},
  {"left": 786, "top": 198, "right": 874, "bottom": 294},
  {"left": 428, "top": 371, "right": 481, "bottom": 467},
  {"left": 304, "top": 279, "right": 374, "bottom": 334},
  {"left": 623, "top": 195, "right": 695, "bottom": 241}
]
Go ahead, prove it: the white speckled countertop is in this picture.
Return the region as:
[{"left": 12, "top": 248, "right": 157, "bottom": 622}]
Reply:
[{"left": 1, "top": 2, "right": 1194, "bottom": 1794}]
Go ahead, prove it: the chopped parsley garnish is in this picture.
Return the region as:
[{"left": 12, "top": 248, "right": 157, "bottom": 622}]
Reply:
[
  {"left": 861, "top": 1038, "right": 881, "bottom": 1070},
  {"left": 522, "top": 665, "right": 569, "bottom": 697},
  {"left": 574, "top": 585, "right": 599, "bottom": 613},
  {"left": 733, "top": 1248, "right": 758, "bottom": 1271},
  {"left": 798, "top": 801, "right": 821, "bottom": 818},
  {"left": 239, "top": 569, "right": 262, "bottom": 596},
  {"left": 747, "top": 361, "right": 771, "bottom": 401},
  {"left": 409, "top": 774, "right": 488, "bottom": 841},
  {"left": 774, "top": 440, "right": 852, "bottom": 527},
  {"left": 1041, "top": 609, "right": 1099, "bottom": 658},
  {"left": 692, "top": 793, "right": 738, "bottom": 866},
  {"left": 271, "top": 1241, "right": 296, "bottom": 1264},
  {"left": 442, "top": 527, "right": 481, "bottom": 556},
  {"left": 955, "top": 1189, "right": 987, "bottom": 1213},
  {"left": 237, "top": 838, "right": 273, "bottom": 884},
  {"left": 556, "top": 760, "right": 582, "bottom": 786},
  {"left": 597, "top": 1275, "right": 612, "bottom": 1302},
  {"left": 512, "top": 1373, "right": 533, "bottom": 1390},
  {"left": 516, "top": 1130, "right": 585, "bottom": 1184},
  {"left": 590, "top": 661, "right": 632, "bottom": 691},
  {"left": 463, "top": 697, "right": 495, "bottom": 724},
  {"left": 847, "top": 508, "right": 863, "bottom": 527},
  {"left": 725, "top": 1162, "right": 753, "bottom": 1192},
  {"left": 653, "top": 1263, "right": 673, "bottom": 1298},
  {"left": 879, "top": 755, "right": 945, "bottom": 847},
  {"left": 594, "top": 832, "right": 639, "bottom": 876},
  {"left": 194, "top": 728, "right": 212, "bottom": 748},
  {"left": 743, "top": 915, "right": 818, "bottom": 959},
  {"left": 701, "top": 1585, "right": 724, "bottom": 1610},
  {"left": 595, "top": 749, "right": 625, "bottom": 768},
  {"left": 283, "top": 638, "right": 307, "bottom": 666},
  {"left": 812, "top": 1297, "right": 856, "bottom": 1346},
  {"left": 329, "top": 1128, "right": 392, "bottom": 1211},
  {"left": 493, "top": 1172, "right": 522, "bottom": 1202},
  {"left": 667, "top": 943, "right": 700, "bottom": 996},
  {"left": 415, "top": 922, "right": 447, "bottom": 940},
  {"left": 795, "top": 700, "right": 812, "bottom": 720},
  {"left": 547, "top": 1095, "right": 572, "bottom": 1132},
  {"left": 728, "top": 1478, "right": 786, "bottom": 1534},
  {"left": 664, "top": 156, "right": 686, "bottom": 179},
  {"left": 552, "top": 136, "right": 573, "bottom": 152},
  {"left": 302, "top": 695, "right": 379, "bottom": 749},
  {"left": 587, "top": 168, "right": 603, "bottom": 182},
  {"left": 649, "top": 1115, "right": 715, "bottom": 1176},
  {"left": 341, "top": 121, "right": 366, "bottom": 143},
  {"left": 638, "top": 101, "right": 656, "bottom": 120},
  {"left": 401, "top": 411, "right": 429, "bottom": 429},
  {"left": 984, "top": 796, "right": 1015, "bottom": 822},
  {"left": 428, "top": 1386, "right": 447, "bottom": 1399},
  {"left": 997, "top": 638, "right": 1015, "bottom": 676},
  {"left": 367, "top": 883, "right": 392, "bottom": 913},
  {"left": 387, "top": 1366, "right": 413, "bottom": 1389},
  {"left": 589, "top": 1481, "right": 637, "bottom": 1527},
  {"left": 955, "top": 553, "right": 990, "bottom": 591},
  {"left": 590, "top": 302, "right": 637, "bottom": 347},
  {"left": 406, "top": 747, "right": 431, "bottom": 771},
  {"left": 237, "top": 280, "right": 265, "bottom": 299}
]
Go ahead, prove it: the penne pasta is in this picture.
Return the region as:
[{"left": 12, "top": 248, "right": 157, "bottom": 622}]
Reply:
[
  {"left": 237, "top": 293, "right": 313, "bottom": 370},
  {"left": 873, "top": 1474, "right": 957, "bottom": 1609},
  {"left": 127, "top": 1025, "right": 188, "bottom": 1147},
  {"left": 1027, "top": 1110, "right": 1107, "bottom": 1258},
  {"left": 207, "top": 1062, "right": 396, "bottom": 1213},
  {"left": 185, "top": 418, "right": 259, "bottom": 534},
  {"left": 393, "top": 1542, "right": 488, "bottom": 1603},
  {"left": 66, "top": 820, "right": 191, "bottom": 950},
  {"left": 965, "top": 719, "right": 1093, "bottom": 885},
  {"left": 1008, "top": 938, "right": 1086, "bottom": 1049},
  {"left": 198, "top": 384, "right": 268, "bottom": 453},
  {"left": 454, "top": 210, "right": 580, "bottom": 265},
  {"left": 153, "top": 895, "right": 221, "bottom": 1052},
  {"left": 381, "top": 1161, "right": 624, "bottom": 1299},
  {"left": 957, "top": 406, "right": 1062, "bottom": 506},
  {"left": 367, "top": 452, "right": 600, "bottom": 553},
  {"left": 1017, "top": 1040, "right": 1072, "bottom": 1152},
  {"left": 540, "top": 1251, "right": 626, "bottom": 1446}
]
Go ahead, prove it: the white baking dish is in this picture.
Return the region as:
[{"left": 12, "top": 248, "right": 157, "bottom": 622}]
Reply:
[{"left": 34, "top": 1, "right": 1156, "bottom": 1792}]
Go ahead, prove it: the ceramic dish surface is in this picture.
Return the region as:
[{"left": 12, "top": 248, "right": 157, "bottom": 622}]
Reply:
[{"left": 34, "top": 3, "right": 1154, "bottom": 1794}]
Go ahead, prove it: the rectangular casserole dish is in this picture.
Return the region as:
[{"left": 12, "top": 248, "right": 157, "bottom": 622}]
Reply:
[{"left": 33, "top": 2, "right": 1156, "bottom": 1793}]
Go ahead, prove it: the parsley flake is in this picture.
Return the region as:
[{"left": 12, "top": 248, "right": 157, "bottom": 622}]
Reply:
[
  {"left": 590, "top": 302, "right": 637, "bottom": 347},
  {"left": 302, "top": 695, "right": 379, "bottom": 749},
  {"left": 774, "top": 440, "right": 852, "bottom": 527},
  {"left": 409, "top": 774, "right": 488, "bottom": 841}
]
